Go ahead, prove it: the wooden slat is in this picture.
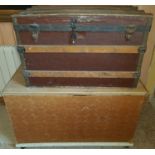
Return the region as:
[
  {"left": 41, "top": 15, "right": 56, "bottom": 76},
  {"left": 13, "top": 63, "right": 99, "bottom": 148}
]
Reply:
[
  {"left": 27, "top": 70, "right": 136, "bottom": 78},
  {"left": 25, "top": 46, "right": 139, "bottom": 54},
  {"left": 0, "top": 47, "right": 11, "bottom": 85}
]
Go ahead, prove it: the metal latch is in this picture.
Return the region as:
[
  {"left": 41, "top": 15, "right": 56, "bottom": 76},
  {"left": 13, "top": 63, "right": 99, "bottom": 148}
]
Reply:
[
  {"left": 125, "top": 25, "right": 137, "bottom": 41},
  {"left": 29, "top": 23, "right": 40, "bottom": 43},
  {"left": 70, "top": 18, "right": 77, "bottom": 44}
]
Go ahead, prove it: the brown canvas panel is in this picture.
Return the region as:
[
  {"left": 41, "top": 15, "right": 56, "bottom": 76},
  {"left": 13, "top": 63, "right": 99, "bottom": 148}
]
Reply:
[
  {"left": 25, "top": 53, "right": 139, "bottom": 71},
  {"left": 28, "top": 77, "right": 136, "bottom": 87},
  {"left": 19, "top": 31, "right": 143, "bottom": 45}
]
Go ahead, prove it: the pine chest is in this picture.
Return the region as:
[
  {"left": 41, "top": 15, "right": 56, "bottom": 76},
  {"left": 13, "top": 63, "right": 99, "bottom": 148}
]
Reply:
[
  {"left": 3, "top": 67, "right": 147, "bottom": 146},
  {"left": 13, "top": 6, "right": 153, "bottom": 87}
]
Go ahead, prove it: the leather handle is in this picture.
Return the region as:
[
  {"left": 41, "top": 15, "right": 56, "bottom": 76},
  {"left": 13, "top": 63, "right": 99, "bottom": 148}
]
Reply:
[{"left": 71, "top": 30, "right": 77, "bottom": 44}]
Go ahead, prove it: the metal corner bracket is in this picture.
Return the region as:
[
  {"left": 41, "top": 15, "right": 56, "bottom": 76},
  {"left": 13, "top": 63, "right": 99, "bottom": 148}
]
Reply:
[
  {"left": 22, "top": 70, "right": 30, "bottom": 86},
  {"left": 138, "top": 46, "right": 146, "bottom": 54},
  {"left": 17, "top": 46, "right": 25, "bottom": 54}
]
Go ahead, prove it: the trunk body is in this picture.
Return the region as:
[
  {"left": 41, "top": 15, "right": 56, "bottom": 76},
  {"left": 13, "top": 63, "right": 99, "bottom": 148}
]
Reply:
[{"left": 13, "top": 6, "right": 153, "bottom": 87}]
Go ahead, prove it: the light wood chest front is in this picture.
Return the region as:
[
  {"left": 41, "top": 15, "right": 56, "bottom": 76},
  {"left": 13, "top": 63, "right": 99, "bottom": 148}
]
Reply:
[{"left": 3, "top": 68, "right": 147, "bottom": 145}]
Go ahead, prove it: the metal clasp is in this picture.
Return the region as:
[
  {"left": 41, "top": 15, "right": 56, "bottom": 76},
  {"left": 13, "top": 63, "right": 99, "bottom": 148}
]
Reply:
[
  {"left": 70, "top": 18, "right": 77, "bottom": 44},
  {"left": 29, "top": 23, "right": 40, "bottom": 43},
  {"left": 125, "top": 25, "right": 136, "bottom": 41}
]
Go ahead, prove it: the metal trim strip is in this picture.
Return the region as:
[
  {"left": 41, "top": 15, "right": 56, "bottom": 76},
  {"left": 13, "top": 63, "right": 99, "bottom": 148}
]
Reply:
[{"left": 14, "top": 24, "right": 149, "bottom": 32}]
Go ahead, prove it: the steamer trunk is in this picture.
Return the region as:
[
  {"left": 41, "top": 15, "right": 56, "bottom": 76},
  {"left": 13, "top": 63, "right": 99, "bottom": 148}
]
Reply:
[{"left": 13, "top": 6, "right": 153, "bottom": 87}]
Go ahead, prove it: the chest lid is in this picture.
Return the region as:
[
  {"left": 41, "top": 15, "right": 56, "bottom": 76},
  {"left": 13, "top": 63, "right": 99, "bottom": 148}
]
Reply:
[
  {"left": 13, "top": 5, "right": 150, "bottom": 16},
  {"left": 12, "top": 6, "right": 153, "bottom": 46}
]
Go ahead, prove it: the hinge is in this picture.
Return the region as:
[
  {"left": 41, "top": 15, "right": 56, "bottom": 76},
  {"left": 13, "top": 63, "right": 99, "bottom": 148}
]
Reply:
[{"left": 17, "top": 46, "right": 25, "bottom": 54}]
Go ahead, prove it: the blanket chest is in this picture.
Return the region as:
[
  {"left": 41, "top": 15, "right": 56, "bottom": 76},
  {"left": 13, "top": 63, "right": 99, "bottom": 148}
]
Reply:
[
  {"left": 3, "top": 68, "right": 147, "bottom": 146},
  {"left": 12, "top": 6, "right": 153, "bottom": 87}
]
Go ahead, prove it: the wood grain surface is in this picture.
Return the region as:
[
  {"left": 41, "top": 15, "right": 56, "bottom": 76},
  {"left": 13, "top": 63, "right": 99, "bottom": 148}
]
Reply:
[
  {"left": 4, "top": 95, "right": 145, "bottom": 143},
  {"left": 25, "top": 46, "right": 139, "bottom": 53},
  {"left": 0, "top": 22, "right": 16, "bottom": 45},
  {"left": 27, "top": 70, "right": 135, "bottom": 78},
  {"left": 0, "top": 10, "right": 21, "bottom": 22}
]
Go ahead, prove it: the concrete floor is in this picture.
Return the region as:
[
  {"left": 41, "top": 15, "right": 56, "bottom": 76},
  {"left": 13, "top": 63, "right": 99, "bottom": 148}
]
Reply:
[
  {"left": 0, "top": 104, "right": 16, "bottom": 148},
  {"left": 133, "top": 102, "right": 155, "bottom": 148},
  {"left": 0, "top": 102, "right": 155, "bottom": 149}
]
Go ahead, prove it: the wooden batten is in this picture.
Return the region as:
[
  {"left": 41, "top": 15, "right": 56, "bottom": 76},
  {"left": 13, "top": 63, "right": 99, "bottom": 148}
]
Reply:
[
  {"left": 25, "top": 46, "right": 139, "bottom": 53},
  {"left": 26, "top": 70, "right": 136, "bottom": 78}
]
